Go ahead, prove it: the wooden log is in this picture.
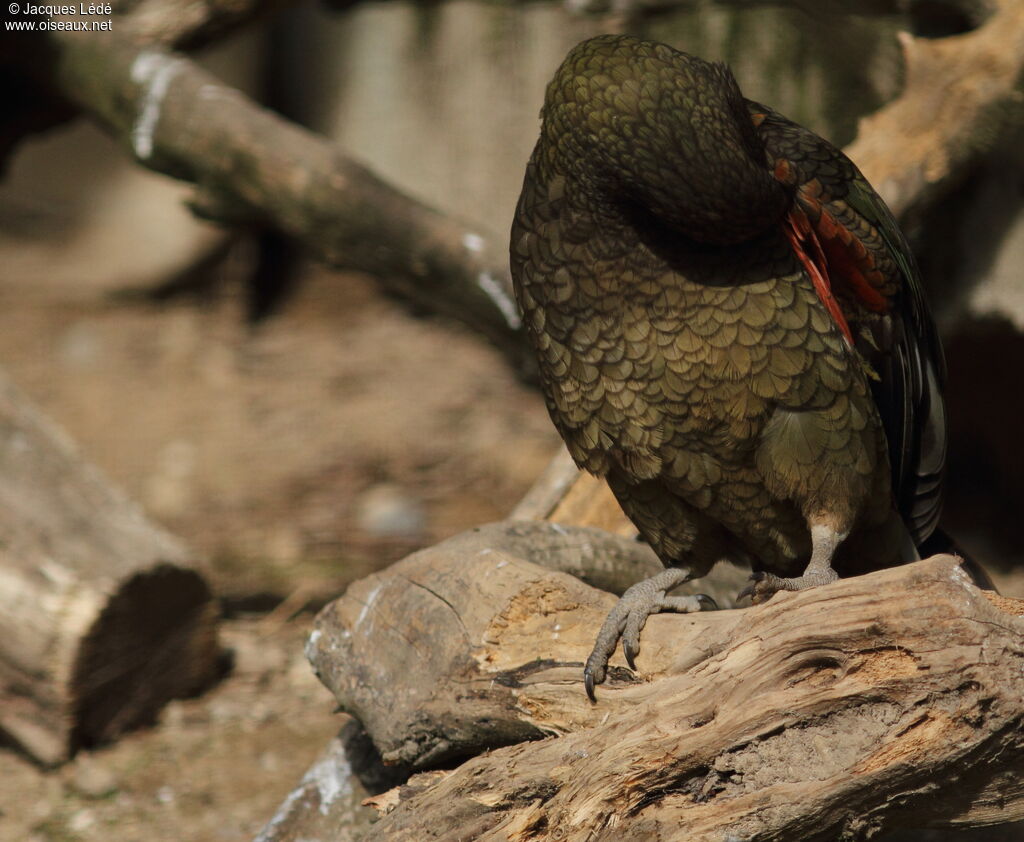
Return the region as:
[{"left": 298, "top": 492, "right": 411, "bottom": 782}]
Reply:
[
  {"left": 309, "top": 550, "right": 1024, "bottom": 840},
  {"left": 265, "top": 520, "right": 745, "bottom": 839},
  {"left": 0, "top": 372, "right": 219, "bottom": 766},
  {"left": 510, "top": 448, "right": 636, "bottom": 537},
  {"left": 306, "top": 520, "right": 748, "bottom": 771}
]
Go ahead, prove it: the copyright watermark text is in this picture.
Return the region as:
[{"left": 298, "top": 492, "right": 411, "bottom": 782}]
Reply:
[{"left": 6, "top": 2, "right": 113, "bottom": 31}]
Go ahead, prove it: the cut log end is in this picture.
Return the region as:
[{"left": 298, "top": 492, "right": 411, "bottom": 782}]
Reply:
[{"left": 70, "top": 562, "right": 221, "bottom": 751}]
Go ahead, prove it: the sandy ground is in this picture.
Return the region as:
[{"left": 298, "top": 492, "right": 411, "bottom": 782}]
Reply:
[
  {"left": 1, "top": 617, "right": 342, "bottom": 842},
  {"left": 0, "top": 265, "right": 558, "bottom": 841},
  {"left": 0, "top": 267, "right": 557, "bottom": 601}
]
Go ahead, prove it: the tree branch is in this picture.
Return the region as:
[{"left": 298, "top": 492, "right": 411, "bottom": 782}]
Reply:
[
  {"left": 846, "top": 0, "right": 1024, "bottom": 219},
  {"left": 117, "top": 0, "right": 287, "bottom": 50},
  {"left": 39, "top": 28, "right": 526, "bottom": 367}
]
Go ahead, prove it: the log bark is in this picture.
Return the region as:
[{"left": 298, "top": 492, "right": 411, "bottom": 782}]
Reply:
[
  {"left": 307, "top": 547, "right": 1024, "bottom": 840},
  {"left": 0, "top": 372, "right": 219, "bottom": 766},
  {"left": 306, "top": 520, "right": 748, "bottom": 772}
]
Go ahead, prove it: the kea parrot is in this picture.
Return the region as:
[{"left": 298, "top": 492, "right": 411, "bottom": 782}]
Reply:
[{"left": 510, "top": 35, "right": 948, "bottom": 700}]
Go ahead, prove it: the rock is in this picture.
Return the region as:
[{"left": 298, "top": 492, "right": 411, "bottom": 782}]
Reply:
[
  {"left": 69, "top": 755, "right": 118, "bottom": 800},
  {"left": 354, "top": 484, "right": 425, "bottom": 539}
]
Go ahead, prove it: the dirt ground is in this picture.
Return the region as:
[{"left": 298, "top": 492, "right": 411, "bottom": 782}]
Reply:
[
  {"left": 0, "top": 266, "right": 558, "bottom": 601},
  {"left": 0, "top": 246, "right": 1021, "bottom": 842},
  {"left": 1, "top": 617, "right": 343, "bottom": 842},
  {"left": 0, "top": 264, "right": 559, "bottom": 841}
]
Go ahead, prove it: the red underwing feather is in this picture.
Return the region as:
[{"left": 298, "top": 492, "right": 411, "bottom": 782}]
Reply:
[
  {"left": 796, "top": 185, "right": 890, "bottom": 314},
  {"left": 784, "top": 206, "right": 854, "bottom": 347}
]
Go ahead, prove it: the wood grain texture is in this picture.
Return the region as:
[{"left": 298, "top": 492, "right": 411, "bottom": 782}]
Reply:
[{"left": 327, "top": 552, "right": 1024, "bottom": 840}]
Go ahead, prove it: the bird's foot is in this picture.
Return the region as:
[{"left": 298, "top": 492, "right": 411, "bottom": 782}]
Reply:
[
  {"left": 737, "top": 566, "right": 839, "bottom": 605},
  {"left": 584, "top": 568, "right": 717, "bottom": 702}
]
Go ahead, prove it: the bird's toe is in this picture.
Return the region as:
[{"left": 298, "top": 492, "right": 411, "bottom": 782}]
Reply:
[
  {"left": 738, "top": 568, "right": 838, "bottom": 604},
  {"left": 584, "top": 571, "right": 714, "bottom": 699}
]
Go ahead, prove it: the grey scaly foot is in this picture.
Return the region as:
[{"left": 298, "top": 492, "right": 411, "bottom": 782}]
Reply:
[
  {"left": 583, "top": 566, "right": 717, "bottom": 701},
  {"left": 737, "top": 566, "right": 838, "bottom": 604},
  {"left": 738, "top": 523, "right": 845, "bottom": 604}
]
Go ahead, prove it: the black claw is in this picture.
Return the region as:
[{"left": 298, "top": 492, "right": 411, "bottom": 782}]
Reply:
[
  {"left": 737, "top": 571, "right": 765, "bottom": 603},
  {"left": 624, "top": 644, "right": 637, "bottom": 671},
  {"left": 584, "top": 668, "right": 597, "bottom": 703},
  {"left": 696, "top": 593, "right": 718, "bottom": 610}
]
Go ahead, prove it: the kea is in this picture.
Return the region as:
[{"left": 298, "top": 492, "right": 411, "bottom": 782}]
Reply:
[{"left": 510, "top": 35, "right": 948, "bottom": 700}]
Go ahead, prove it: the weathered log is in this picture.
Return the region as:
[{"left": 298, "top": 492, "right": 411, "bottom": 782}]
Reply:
[
  {"left": 0, "top": 372, "right": 219, "bottom": 766},
  {"left": 308, "top": 548, "right": 1024, "bottom": 840},
  {"left": 305, "top": 520, "right": 748, "bottom": 772},
  {"left": 257, "top": 520, "right": 743, "bottom": 840},
  {"left": 510, "top": 448, "right": 636, "bottom": 537}
]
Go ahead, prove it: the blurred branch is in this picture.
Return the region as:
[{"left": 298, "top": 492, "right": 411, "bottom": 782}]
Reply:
[
  {"left": 0, "top": 0, "right": 282, "bottom": 171},
  {"left": 41, "top": 29, "right": 526, "bottom": 367},
  {"left": 117, "top": 0, "right": 288, "bottom": 50},
  {"left": 846, "top": 0, "right": 1024, "bottom": 219},
  {"left": 10, "top": 0, "right": 1022, "bottom": 372},
  {"left": 105, "top": 0, "right": 286, "bottom": 47}
]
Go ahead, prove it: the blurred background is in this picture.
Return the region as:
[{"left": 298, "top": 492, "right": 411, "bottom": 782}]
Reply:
[{"left": 2, "top": 0, "right": 1023, "bottom": 838}]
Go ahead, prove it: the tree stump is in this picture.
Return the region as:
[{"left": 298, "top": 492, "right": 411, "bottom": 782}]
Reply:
[{"left": 0, "top": 372, "right": 219, "bottom": 766}]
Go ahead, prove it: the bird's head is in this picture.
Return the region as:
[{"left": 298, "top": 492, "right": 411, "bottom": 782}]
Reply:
[{"left": 540, "top": 35, "right": 791, "bottom": 246}]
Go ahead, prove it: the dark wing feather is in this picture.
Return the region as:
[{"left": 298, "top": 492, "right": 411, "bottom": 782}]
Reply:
[
  {"left": 750, "top": 102, "right": 947, "bottom": 545},
  {"left": 843, "top": 177, "right": 946, "bottom": 543}
]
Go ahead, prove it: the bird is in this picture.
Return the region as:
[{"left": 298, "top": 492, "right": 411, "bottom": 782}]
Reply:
[{"left": 509, "top": 34, "right": 947, "bottom": 700}]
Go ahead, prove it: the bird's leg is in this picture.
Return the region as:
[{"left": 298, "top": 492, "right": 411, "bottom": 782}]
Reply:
[
  {"left": 740, "top": 523, "right": 846, "bottom": 603},
  {"left": 584, "top": 566, "right": 717, "bottom": 701}
]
